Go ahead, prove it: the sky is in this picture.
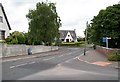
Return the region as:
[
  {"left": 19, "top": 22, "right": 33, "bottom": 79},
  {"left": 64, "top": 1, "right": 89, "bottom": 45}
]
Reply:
[{"left": 1, "top": 0, "right": 120, "bottom": 37}]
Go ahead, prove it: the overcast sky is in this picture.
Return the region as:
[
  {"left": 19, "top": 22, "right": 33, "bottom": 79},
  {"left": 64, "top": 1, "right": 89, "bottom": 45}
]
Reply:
[{"left": 1, "top": 0, "right": 120, "bottom": 37}]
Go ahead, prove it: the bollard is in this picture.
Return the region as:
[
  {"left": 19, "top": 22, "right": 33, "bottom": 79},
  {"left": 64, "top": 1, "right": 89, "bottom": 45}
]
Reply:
[{"left": 28, "top": 48, "right": 32, "bottom": 55}]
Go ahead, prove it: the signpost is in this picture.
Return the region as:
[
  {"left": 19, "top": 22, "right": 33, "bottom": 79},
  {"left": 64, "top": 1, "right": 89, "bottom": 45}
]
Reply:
[
  {"left": 102, "top": 37, "right": 111, "bottom": 48},
  {"left": 84, "top": 21, "right": 88, "bottom": 56}
]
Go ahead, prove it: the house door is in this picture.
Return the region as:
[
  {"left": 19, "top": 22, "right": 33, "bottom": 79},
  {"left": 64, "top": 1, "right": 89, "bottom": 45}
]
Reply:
[{"left": 66, "top": 39, "right": 69, "bottom": 42}]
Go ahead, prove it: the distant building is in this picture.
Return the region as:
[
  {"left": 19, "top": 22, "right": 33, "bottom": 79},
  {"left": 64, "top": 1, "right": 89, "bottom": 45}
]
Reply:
[
  {"left": 59, "top": 29, "right": 77, "bottom": 42},
  {"left": 0, "top": 3, "right": 11, "bottom": 40}
]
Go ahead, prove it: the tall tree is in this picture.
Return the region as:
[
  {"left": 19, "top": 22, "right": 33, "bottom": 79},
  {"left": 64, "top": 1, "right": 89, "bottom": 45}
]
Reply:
[
  {"left": 86, "top": 4, "right": 120, "bottom": 48},
  {"left": 26, "top": 2, "right": 61, "bottom": 45}
]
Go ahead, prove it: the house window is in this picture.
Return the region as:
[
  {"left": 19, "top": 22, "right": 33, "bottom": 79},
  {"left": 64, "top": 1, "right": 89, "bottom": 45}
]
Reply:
[
  {"left": 68, "top": 35, "right": 70, "bottom": 37},
  {"left": 0, "top": 16, "right": 3, "bottom": 23},
  {"left": 0, "top": 30, "right": 5, "bottom": 40}
]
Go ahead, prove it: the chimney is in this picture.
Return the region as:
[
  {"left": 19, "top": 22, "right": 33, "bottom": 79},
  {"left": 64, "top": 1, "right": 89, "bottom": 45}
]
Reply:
[{"left": 74, "top": 29, "right": 76, "bottom": 32}]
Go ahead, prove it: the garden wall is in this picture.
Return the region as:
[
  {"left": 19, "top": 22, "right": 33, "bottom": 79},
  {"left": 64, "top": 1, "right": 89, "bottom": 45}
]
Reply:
[
  {"left": 96, "top": 45, "right": 120, "bottom": 57},
  {"left": 0, "top": 43, "right": 58, "bottom": 58}
]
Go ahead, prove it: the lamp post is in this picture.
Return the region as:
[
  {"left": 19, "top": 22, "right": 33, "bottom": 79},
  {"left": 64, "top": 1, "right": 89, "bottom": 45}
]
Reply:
[{"left": 84, "top": 21, "right": 88, "bottom": 56}]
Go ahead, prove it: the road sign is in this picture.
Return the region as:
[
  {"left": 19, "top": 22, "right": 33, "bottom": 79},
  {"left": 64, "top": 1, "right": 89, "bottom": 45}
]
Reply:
[{"left": 102, "top": 37, "right": 106, "bottom": 42}]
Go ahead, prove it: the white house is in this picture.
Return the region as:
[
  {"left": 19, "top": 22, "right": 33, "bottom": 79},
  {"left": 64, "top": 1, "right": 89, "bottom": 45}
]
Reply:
[
  {"left": 59, "top": 29, "right": 77, "bottom": 42},
  {"left": 0, "top": 3, "right": 11, "bottom": 40}
]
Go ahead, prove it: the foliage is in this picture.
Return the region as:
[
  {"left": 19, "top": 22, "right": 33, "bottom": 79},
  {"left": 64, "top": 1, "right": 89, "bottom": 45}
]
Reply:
[
  {"left": 108, "top": 51, "right": 120, "bottom": 61},
  {"left": 0, "top": 40, "right": 6, "bottom": 43},
  {"left": 6, "top": 31, "right": 25, "bottom": 44},
  {"left": 85, "top": 4, "right": 120, "bottom": 48},
  {"left": 26, "top": 2, "right": 61, "bottom": 45},
  {"left": 61, "top": 42, "right": 84, "bottom": 47},
  {"left": 77, "top": 37, "right": 85, "bottom": 42}
]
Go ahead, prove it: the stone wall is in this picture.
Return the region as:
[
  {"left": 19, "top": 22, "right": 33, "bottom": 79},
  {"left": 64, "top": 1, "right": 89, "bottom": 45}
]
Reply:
[
  {"left": 0, "top": 43, "right": 58, "bottom": 58},
  {"left": 96, "top": 45, "right": 120, "bottom": 57}
]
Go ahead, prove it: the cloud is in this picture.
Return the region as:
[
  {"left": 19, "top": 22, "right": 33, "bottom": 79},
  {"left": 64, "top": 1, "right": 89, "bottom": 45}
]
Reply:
[{"left": 1, "top": 0, "right": 120, "bottom": 37}]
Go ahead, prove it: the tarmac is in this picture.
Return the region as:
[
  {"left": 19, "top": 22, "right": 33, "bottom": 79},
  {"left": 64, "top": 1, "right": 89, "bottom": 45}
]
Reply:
[{"left": 1, "top": 48, "right": 119, "bottom": 69}]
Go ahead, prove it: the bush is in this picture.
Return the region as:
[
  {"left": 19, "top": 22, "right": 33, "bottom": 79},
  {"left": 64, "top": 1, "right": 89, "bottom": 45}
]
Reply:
[
  {"left": 6, "top": 31, "right": 26, "bottom": 44},
  {"left": 108, "top": 51, "right": 120, "bottom": 61},
  {"left": 61, "top": 42, "right": 83, "bottom": 47}
]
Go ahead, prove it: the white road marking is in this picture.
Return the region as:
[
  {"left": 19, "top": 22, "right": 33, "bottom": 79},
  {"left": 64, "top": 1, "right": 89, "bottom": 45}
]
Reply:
[
  {"left": 10, "top": 66, "right": 16, "bottom": 69},
  {"left": 28, "top": 61, "right": 36, "bottom": 64},
  {"left": 10, "top": 63, "right": 28, "bottom": 69},
  {"left": 2, "top": 56, "right": 37, "bottom": 62},
  {"left": 9, "top": 61, "right": 37, "bottom": 69},
  {"left": 76, "top": 51, "right": 92, "bottom": 64},
  {"left": 57, "top": 51, "right": 89, "bottom": 66},
  {"left": 43, "top": 57, "right": 55, "bottom": 61},
  {"left": 58, "top": 55, "right": 64, "bottom": 57},
  {"left": 64, "top": 59, "right": 71, "bottom": 63}
]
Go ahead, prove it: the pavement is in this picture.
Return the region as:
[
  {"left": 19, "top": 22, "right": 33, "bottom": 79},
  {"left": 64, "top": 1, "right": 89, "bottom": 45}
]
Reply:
[{"left": 78, "top": 49, "right": 119, "bottom": 69}]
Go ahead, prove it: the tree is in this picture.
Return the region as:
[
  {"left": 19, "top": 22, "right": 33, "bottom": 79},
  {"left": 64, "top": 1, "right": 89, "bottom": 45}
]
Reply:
[
  {"left": 86, "top": 4, "right": 120, "bottom": 48},
  {"left": 77, "top": 37, "right": 85, "bottom": 42},
  {"left": 26, "top": 2, "right": 61, "bottom": 45},
  {"left": 6, "top": 31, "right": 26, "bottom": 44}
]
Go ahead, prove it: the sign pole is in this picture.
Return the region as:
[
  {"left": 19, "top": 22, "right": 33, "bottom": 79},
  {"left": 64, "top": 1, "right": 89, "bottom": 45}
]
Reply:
[
  {"left": 84, "top": 21, "right": 88, "bottom": 56},
  {"left": 106, "top": 37, "right": 108, "bottom": 48}
]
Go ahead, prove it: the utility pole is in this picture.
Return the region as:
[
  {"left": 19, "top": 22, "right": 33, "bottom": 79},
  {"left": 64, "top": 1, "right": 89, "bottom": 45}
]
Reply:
[{"left": 84, "top": 21, "right": 88, "bottom": 56}]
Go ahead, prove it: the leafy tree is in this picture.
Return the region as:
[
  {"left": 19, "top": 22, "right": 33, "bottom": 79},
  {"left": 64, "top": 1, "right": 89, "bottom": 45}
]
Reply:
[
  {"left": 77, "top": 37, "right": 85, "bottom": 42},
  {"left": 6, "top": 31, "right": 25, "bottom": 44},
  {"left": 86, "top": 4, "right": 120, "bottom": 48},
  {"left": 26, "top": 2, "right": 61, "bottom": 45}
]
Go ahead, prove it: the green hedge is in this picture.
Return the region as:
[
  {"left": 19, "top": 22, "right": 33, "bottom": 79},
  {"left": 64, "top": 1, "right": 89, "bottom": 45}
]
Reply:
[
  {"left": 108, "top": 51, "right": 120, "bottom": 61},
  {"left": 61, "top": 42, "right": 84, "bottom": 47}
]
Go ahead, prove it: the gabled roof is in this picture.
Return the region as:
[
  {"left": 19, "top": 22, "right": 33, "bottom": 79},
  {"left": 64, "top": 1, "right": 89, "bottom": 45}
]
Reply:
[
  {"left": 0, "top": 3, "right": 11, "bottom": 30},
  {"left": 59, "top": 30, "right": 77, "bottom": 40}
]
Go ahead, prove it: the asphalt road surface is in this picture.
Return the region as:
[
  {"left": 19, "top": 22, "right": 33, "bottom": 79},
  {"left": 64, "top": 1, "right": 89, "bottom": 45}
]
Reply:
[{"left": 2, "top": 47, "right": 118, "bottom": 80}]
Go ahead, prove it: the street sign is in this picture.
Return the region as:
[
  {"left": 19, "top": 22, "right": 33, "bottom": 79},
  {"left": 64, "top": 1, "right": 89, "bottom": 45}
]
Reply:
[
  {"left": 102, "top": 37, "right": 111, "bottom": 48},
  {"left": 102, "top": 37, "right": 106, "bottom": 42}
]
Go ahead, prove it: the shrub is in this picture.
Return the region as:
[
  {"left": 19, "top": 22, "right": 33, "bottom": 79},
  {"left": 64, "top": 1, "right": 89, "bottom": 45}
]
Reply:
[
  {"left": 108, "top": 51, "right": 120, "bottom": 61},
  {"left": 6, "top": 31, "right": 26, "bottom": 44},
  {"left": 61, "top": 42, "right": 83, "bottom": 47}
]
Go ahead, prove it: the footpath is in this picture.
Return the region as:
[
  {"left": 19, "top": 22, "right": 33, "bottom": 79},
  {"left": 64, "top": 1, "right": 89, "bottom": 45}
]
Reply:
[{"left": 78, "top": 49, "right": 119, "bottom": 69}]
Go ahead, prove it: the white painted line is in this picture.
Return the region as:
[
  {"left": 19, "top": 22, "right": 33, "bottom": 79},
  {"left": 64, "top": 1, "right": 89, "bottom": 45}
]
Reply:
[
  {"left": 57, "top": 64, "right": 61, "bottom": 67},
  {"left": 77, "top": 56, "right": 91, "bottom": 64},
  {"left": 58, "top": 55, "right": 64, "bottom": 57},
  {"left": 73, "top": 57, "right": 78, "bottom": 59},
  {"left": 17, "top": 63, "right": 28, "bottom": 67},
  {"left": 43, "top": 57, "right": 55, "bottom": 61},
  {"left": 10, "top": 66, "right": 16, "bottom": 69},
  {"left": 25, "top": 57, "right": 31, "bottom": 59},
  {"left": 2, "top": 56, "right": 37, "bottom": 62},
  {"left": 64, "top": 59, "right": 72, "bottom": 63},
  {"left": 10, "top": 63, "right": 28, "bottom": 69},
  {"left": 57, "top": 52, "right": 89, "bottom": 66},
  {"left": 17, "top": 58, "right": 22, "bottom": 60},
  {"left": 28, "top": 61, "right": 36, "bottom": 64},
  {"left": 12, "top": 59, "right": 18, "bottom": 61}
]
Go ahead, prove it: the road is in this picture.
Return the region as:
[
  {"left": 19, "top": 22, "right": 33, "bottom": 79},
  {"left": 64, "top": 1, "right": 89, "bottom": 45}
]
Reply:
[{"left": 2, "top": 47, "right": 118, "bottom": 80}]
